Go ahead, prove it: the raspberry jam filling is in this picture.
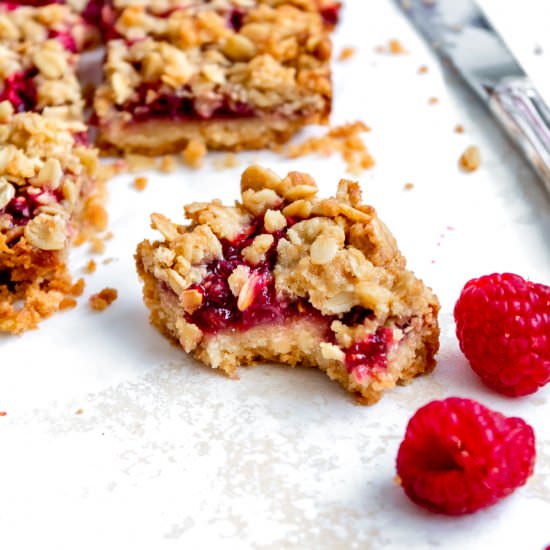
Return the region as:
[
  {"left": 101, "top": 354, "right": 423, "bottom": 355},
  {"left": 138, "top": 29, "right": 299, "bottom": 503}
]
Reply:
[
  {"left": 1, "top": 187, "right": 62, "bottom": 226},
  {"left": 0, "top": 71, "right": 37, "bottom": 113},
  {"left": 122, "top": 83, "right": 256, "bottom": 122},
  {"left": 320, "top": 3, "right": 341, "bottom": 26},
  {"left": 187, "top": 217, "right": 321, "bottom": 333},
  {"left": 345, "top": 327, "right": 394, "bottom": 379},
  {"left": 48, "top": 28, "right": 77, "bottom": 52}
]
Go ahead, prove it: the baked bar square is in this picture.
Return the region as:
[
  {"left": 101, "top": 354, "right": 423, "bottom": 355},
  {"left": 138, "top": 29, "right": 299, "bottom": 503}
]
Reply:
[
  {"left": 0, "top": 110, "right": 106, "bottom": 333},
  {"left": 0, "top": 39, "right": 84, "bottom": 121},
  {"left": 136, "top": 165, "right": 440, "bottom": 404},
  {"left": 95, "top": 1, "right": 333, "bottom": 154},
  {"left": 0, "top": 3, "right": 98, "bottom": 51}
]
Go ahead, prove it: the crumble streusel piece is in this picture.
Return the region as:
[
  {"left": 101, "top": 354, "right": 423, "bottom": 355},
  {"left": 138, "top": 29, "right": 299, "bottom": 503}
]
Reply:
[
  {"left": 135, "top": 165, "right": 440, "bottom": 404},
  {"left": 0, "top": 39, "right": 84, "bottom": 121},
  {"left": 0, "top": 3, "right": 99, "bottom": 51},
  {"left": 0, "top": 110, "right": 107, "bottom": 333},
  {"left": 95, "top": 1, "right": 333, "bottom": 154},
  {"left": 101, "top": 0, "right": 341, "bottom": 39}
]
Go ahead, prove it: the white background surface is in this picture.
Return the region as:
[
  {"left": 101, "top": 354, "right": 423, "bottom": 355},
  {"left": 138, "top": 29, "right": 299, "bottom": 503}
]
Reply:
[{"left": 1, "top": 1, "right": 550, "bottom": 548}]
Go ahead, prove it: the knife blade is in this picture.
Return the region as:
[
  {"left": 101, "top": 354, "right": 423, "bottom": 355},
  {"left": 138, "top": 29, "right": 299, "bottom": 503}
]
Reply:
[{"left": 397, "top": 0, "right": 550, "bottom": 193}]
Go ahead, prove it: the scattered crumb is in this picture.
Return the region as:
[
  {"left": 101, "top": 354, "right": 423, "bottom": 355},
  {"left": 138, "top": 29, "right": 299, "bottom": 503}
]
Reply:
[
  {"left": 389, "top": 39, "right": 407, "bottom": 54},
  {"left": 103, "top": 231, "right": 114, "bottom": 241},
  {"left": 288, "top": 121, "right": 374, "bottom": 175},
  {"left": 428, "top": 97, "right": 439, "bottom": 105},
  {"left": 404, "top": 182, "right": 415, "bottom": 191},
  {"left": 182, "top": 139, "right": 207, "bottom": 169},
  {"left": 75, "top": 408, "right": 84, "bottom": 415},
  {"left": 454, "top": 124, "right": 465, "bottom": 134},
  {"left": 102, "top": 257, "right": 117, "bottom": 265},
  {"left": 338, "top": 47, "right": 356, "bottom": 61},
  {"left": 59, "top": 297, "right": 77, "bottom": 310},
  {"left": 124, "top": 153, "right": 156, "bottom": 172},
  {"left": 90, "top": 236, "right": 106, "bottom": 254},
  {"left": 459, "top": 145, "right": 481, "bottom": 172},
  {"left": 394, "top": 475, "right": 402, "bottom": 486},
  {"left": 534, "top": 44, "right": 543, "bottom": 55},
  {"left": 133, "top": 176, "right": 148, "bottom": 191},
  {"left": 376, "top": 39, "right": 407, "bottom": 54},
  {"left": 417, "top": 65, "right": 429, "bottom": 74},
  {"left": 0, "top": 412, "right": 6, "bottom": 417},
  {"left": 89, "top": 287, "right": 118, "bottom": 311},
  {"left": 159, "top": 155, "right": 177, "bottom": 173},
  {"left": 85, "top": 259, "right": 97, "bottom": 274},
  {"left": 101, "top": 159, "right": 127, "bottom": 179},
  {"left": 85, "top": 202, "right": 109, "bottom": 233},
  {"left": 213, "top": 153, "right": 241, "bottom": 170},
  {"left": 71, "top": 278, "right": 85, "bottom": 297}
]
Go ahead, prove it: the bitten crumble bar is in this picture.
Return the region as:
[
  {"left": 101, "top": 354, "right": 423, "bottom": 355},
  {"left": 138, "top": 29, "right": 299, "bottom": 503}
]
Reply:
[
  {"left": 0, "top": 111, "right": 106, "bottom": 333},
  {"left": 136, "top": 165, "right": 440, "bottom": 404},
  {"left": 95, "top": 1, "right": 333, "bottom": 154}
]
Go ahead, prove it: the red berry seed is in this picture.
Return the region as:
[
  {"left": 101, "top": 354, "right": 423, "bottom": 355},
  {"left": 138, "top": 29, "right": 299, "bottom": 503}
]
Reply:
[
  {"left": 454, "top": 273, "right": 550, "bottom": 396},
  {"left": 396, "top": 397, "right": 536, "bottom": 515}
]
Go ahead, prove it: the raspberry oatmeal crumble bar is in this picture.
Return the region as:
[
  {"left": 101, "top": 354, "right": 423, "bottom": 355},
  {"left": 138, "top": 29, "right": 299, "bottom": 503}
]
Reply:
[
  {"left": 0, "top": 39, "right": 84, "bottom": 120},
  {"left": 136, "top": 166, "right": 440, "bottom": 403},
  {"left": 0, "top": 3, "right": 98, "bottom": 51},
  {"left": 0, "top": 111, "right": 106, "bottom": 333},
  {"left": 95, "top": 1, "right": 333, "bottom": 154}
]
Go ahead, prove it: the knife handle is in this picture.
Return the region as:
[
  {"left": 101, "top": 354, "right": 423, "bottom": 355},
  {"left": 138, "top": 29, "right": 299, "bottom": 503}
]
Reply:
[{"left": 489, "top": 78, "right": 550, "bottom": 194}]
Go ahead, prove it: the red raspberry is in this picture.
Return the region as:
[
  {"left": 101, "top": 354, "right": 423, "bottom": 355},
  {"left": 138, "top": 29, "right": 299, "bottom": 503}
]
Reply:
[
  {"left": 396, "top": 397, "right": 535, "bottom": 515},
  {"left": 454, "top": 273, "right": 550, "bottom": 396}
]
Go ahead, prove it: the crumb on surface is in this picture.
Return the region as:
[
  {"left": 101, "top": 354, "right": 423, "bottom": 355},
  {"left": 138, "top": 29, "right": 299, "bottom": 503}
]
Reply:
[
  {"left": 85, "top": 259, "right": 97, "bottom": 274},
  {"left": 90, "top": 236, "right": 106, "bottom": 254},
  {"left": 418, "top": 65, "right": 429, "bottom": 74},
  {"left": 124, "top": 153, "right": 156, "bottom": 172},
  {"left": 459, "top": 146, "right": 481, "bottom": 172},
  {"left": 182, "top": 139, "right": 207, "bottom": 169},
  {"left": 84, "top": 202, "right": 109, "bottom": 233},
  {"left": 288, "top": 122, "right": 374, "bottom": 175},
  {"left": 389, "top": 39, "right": 406, "bottom": 54},
  {"left": 59, "top": 297, "right": 77, "bottom": 310},
  {"left": 338, "top": 47, "right": 356, "bottom": 61},
  {"left": 103, "top": 231, "right": 114, "bottom": 241},
  {"left": 75, "top": 408, "right": 84, "bottom": 415},
  {"left": 428, "top": 97, "right": 439, "bottom": 105},
  {"left": 454, "top": 124, "right": 465, "bottom": 134},
  {"left": 404, "top": 182, "right": 414, "bottom": 191},
  {"left": 0, "top": 412, "right": 6, "bottom": 417},
  {"left": 376, "top": 39, "right": 407, "bottom": 54},
  {"left": 159, "top": 155, "right": 177, "bottom": 173},
  {"left": 102, "top": 159, "right": 127, "bottom": 179},
  {"left": 71, "top": 278, "right": 85, "bottom": 297},
  {"left": 89, "top": 287, "right": 118, "bottom": 311},
  {"left": 213, "top": 153, "right": 241, "bottom": 170},
  {"left": 134, "top": 176, "right": 148, "bottom": 191},
  {"left": 102, "top": 257, "right": 116, "bottom": 265}
]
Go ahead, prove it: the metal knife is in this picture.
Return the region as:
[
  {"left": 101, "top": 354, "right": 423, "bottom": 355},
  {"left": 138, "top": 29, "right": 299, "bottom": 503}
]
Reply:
[{"left": 397, "top": 0, "right": 550, "bottom": 193}]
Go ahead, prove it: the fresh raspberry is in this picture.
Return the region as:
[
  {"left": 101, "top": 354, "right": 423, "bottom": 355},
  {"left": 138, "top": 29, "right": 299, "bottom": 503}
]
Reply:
[
  {"left": 454, "top": 273, "right": 550, "bottom": 396},
  {"left": 396, "top": 397, "right": 535, "bottom": 515}
]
